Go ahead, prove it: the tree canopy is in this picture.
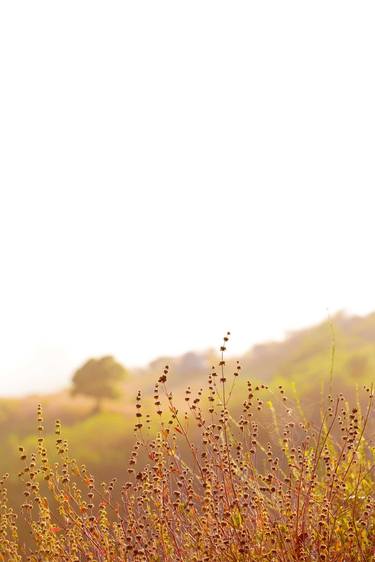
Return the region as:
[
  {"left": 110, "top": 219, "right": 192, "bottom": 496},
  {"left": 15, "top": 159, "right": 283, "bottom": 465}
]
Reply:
[{"left": 71, "top": 356, "right": 127, "bottom": 411}]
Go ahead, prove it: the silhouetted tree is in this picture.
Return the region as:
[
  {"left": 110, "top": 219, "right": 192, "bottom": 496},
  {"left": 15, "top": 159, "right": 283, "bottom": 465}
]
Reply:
[{"left": 71, "top": 356, "right": 127, "bottom": 413}]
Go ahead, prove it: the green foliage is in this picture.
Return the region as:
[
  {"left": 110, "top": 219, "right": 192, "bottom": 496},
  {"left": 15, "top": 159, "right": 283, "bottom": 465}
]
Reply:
[{"left": 71, "top": 356, "right": 127, "bottom": 410}]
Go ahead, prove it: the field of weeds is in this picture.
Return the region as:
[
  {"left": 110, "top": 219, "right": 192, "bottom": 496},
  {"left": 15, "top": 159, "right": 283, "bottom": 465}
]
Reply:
[{"left": 1, "top": 334, "right": 374, "bottom": 561}]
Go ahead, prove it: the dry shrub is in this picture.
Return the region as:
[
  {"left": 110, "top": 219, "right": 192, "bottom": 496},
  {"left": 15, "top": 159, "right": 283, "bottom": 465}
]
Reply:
[{"left": 0, "top": 334, "right": 374, "bottom": 561}]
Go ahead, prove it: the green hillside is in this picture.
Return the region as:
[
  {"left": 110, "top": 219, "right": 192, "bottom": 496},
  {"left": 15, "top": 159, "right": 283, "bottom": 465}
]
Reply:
[{"left": 242, "top": 311, "right": 375, "bottom": 391}]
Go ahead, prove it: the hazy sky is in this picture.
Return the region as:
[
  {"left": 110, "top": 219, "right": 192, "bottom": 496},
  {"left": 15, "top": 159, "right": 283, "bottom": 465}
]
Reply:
[{"left": 0, "top": 2, "right": 375, "bottom": 395}]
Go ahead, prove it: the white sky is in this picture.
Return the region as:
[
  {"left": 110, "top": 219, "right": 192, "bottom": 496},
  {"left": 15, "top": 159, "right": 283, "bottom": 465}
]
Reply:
[{"left": 0, "top": 2, "right": 375, "bottom": 395}]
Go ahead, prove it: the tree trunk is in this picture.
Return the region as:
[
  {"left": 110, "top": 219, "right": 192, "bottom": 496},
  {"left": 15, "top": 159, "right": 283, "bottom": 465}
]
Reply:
[{"left": 92, "top": 397, "right": 102, "bottom": 415}]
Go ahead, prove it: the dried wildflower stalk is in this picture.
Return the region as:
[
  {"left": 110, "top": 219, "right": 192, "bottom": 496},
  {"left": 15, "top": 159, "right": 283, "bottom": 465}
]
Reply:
[{"left": 0, "top": 335, "right": 374, "bottom": 561}]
